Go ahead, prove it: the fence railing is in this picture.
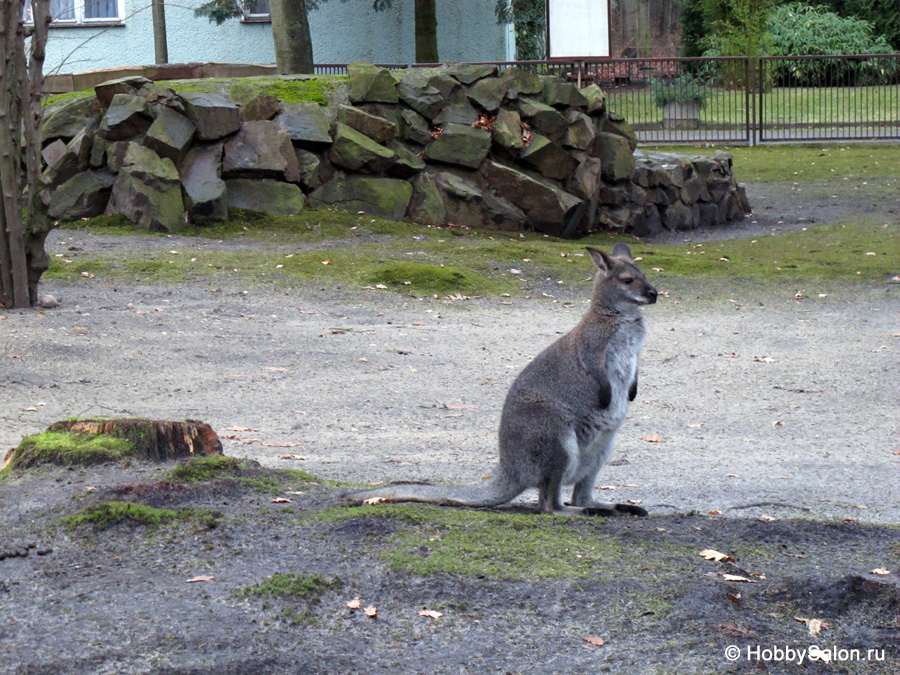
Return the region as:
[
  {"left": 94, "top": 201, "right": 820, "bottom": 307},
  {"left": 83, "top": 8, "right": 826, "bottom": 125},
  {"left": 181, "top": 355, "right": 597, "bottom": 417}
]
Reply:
[{"left": 318, "top": 55, "right": 900, "bottom": 145}]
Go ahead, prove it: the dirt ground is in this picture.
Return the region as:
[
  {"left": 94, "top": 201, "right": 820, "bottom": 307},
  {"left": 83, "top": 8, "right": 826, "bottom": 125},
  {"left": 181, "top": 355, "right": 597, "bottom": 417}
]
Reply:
[{"left": 1, "top": 178, "right": 898, "bottom": 674}]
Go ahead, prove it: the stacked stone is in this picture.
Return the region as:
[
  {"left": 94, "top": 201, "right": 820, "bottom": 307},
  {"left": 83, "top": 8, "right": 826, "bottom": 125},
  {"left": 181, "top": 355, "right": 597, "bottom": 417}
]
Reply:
[{"left": 40, "top": 64, "right": 749, "bottom": 237}]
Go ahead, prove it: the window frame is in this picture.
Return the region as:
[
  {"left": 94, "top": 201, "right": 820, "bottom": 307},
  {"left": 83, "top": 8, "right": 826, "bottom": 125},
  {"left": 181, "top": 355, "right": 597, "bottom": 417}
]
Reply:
[
  {"left": 240, "top": 0, "right": 271, "bottom": 23},
  {"left": 24, "top": 0, "right": 126, "bottom": 27}
]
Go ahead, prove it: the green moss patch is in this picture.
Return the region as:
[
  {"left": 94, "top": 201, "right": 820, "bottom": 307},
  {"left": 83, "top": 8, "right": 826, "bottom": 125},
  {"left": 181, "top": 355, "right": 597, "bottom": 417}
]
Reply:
[
  {"left": 234, "top": 573, "right": 342, "bottom": 600},
  {"left": 3, "top": 432, "right": 133, "bottom": 475},
  {"left": 226, "top": 77, "right": 343, "bottom": 106},
  {"left": 165, "top": 455, "right": 242, "bottom": 483},
  {"left": 318, "top": 505, "right": 634, "bottom": 580},
  {"left": 60, "top": 501, "right": 221, "bottom": 530}
]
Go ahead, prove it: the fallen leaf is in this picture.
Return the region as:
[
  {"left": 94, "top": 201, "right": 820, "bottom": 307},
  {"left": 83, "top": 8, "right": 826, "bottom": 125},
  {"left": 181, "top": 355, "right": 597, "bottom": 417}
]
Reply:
[
  {"left": 596, "top": 485, "right": 617, "bottom": 490},
  {"left": 870, "top": 567, "right": 891, "bottom": 575},
  {"left": 260, "top": 441, "right": 303, "bottom": 448},
  {"left": 278, "top": 454, "right": 308, "bottom": 460},
  {"left": 443, "top": 404, "right": 477, "bottom": 410},
  {"left": 727, "top": 593, "right": 742, "bottom": 602},
  {"left": 364, "top": 497, "right": 386, "bottom": 505},
  {"left": 640, "top": 434, "right": 663, "bottom": 443},
  {"left": 347, "top": 596, "right": 362, "bottom": 610},
  {"left": 722, "top": 574, "right": 757, "bottom": 583},
  {"left": 753, "top": 356, "right": 776, "bottom": 363},
  {"left": 418, "top": 609, "right": 443, "bottom": 619},
  {"left": 851, "top": 504, "right": 869, "bottom": 509},
  {"left": 582, "top": 637, "right": 605, "bottom": 646},
  {"left": 759, "top": 514, "right": 779, "bottom": 522},
  {"left": 708, "top": 510, "right": 722, "bottom": 515},
  {"left": 795, "top": 616, "right": 829, "bottom": 636},
  {"left": 364, "top": 605, "right": 377, "bottom": 617},
  {"left": 228, "top": 426, "right": 259, "bottom": 432},
  {"left": 185, "top": 575, "right": 214, "bottom": 583},
  {"left": 270, "top": 498, "right": 293, "bottom": 504},
  {"left": 700, "top": 549, "right": 735, "bottom": 563}
]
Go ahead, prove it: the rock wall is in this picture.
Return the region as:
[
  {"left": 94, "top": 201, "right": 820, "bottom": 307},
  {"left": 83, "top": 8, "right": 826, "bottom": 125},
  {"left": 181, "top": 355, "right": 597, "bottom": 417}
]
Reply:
[{"left": 41, "top": 64, "right": 750, "bottom": 237}]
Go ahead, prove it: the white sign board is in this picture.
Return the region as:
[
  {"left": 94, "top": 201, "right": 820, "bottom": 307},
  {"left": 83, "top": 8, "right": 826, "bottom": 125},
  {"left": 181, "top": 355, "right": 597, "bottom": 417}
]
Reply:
[{"left": 547, "top": 0, "right": 610, "bottom": 58}]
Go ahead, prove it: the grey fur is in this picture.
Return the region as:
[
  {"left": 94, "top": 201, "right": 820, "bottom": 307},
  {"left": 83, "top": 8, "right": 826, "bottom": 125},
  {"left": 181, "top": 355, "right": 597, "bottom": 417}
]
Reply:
[{"left": 342, "top": 244, "right": 657, "bottom": 516}]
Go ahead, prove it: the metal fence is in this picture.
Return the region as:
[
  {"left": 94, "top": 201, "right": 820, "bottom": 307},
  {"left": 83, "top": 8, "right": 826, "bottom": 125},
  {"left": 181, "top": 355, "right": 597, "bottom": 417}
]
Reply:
[{"left": 317, "top": 54, "right": 900, "bottom": 146}]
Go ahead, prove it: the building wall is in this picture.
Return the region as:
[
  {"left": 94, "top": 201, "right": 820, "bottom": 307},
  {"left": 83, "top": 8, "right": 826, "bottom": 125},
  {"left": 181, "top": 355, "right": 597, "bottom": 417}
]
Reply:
[{"left": 42, "top": 0, "right": 510, "bottom": 75}]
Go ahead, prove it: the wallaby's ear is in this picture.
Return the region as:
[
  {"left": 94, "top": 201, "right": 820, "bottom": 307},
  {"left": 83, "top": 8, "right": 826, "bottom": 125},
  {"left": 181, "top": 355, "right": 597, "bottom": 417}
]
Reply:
[
  {"left": 612, "top": 243, "right": 633, "bottom": 261},
  {"left": 586, "top": 246, "right": 611, "bottom": 274}
]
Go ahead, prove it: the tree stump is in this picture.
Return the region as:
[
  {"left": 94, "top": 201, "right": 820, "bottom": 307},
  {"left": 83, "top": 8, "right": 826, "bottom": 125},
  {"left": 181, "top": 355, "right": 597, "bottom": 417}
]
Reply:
[{"left": 46, "top": 418, "right": 223, "bottom": 461}]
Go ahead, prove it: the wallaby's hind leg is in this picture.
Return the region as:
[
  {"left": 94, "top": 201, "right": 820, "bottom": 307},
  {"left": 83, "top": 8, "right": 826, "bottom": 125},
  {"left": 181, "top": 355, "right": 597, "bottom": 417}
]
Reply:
[{"left": 569, "top": 439, "right": 648, "bottom": 517}]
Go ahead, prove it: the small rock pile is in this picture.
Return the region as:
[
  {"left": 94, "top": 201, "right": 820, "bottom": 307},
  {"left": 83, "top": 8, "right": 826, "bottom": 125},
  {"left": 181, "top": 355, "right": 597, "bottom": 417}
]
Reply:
[{"left": 41, "top": 63, "right": 749, "bottom": 237}]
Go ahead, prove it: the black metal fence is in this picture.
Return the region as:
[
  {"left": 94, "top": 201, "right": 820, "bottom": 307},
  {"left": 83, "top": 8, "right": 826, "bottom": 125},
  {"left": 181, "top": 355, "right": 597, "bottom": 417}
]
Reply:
[{"left": 317, "top": 54, "right": 900, "bottom": 145}]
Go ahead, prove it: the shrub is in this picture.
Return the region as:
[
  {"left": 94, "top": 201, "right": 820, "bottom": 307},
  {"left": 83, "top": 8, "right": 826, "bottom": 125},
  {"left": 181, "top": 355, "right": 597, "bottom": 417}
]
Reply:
[
  {"left": 650, "top": 74, "right": 710, "bottom": 108},
  {"left": 767, "top": 3, "right": 896, "bottom": 85}
]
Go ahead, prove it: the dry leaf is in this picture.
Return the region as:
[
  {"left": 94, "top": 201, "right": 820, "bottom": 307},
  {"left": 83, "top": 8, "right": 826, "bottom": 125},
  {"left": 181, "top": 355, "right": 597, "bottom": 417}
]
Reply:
[
  {"left": 722, "top": 574, "right": 757, "bottom": 583},
  {"left": 795, "top": 616, "right": 829, "bottom": 636},
  {"left": 270, "top": 498, "right": 293, "bottom": 504},
  {"left": 185, "top": 575, "right": 215, "bottom": 583},
  {"left": 870, "top": 567, "right": 891, "bottom": 575},
  {"left": 347, "top": 596, "right": 362, "bottom": 610},
  {"left": 364, "top": 605, "right": 377, "bottom": 617},
  {"left": 640, "top": 434, "right": 663, "bottom": 443},
  {"left": 700, "top": 549, "right": 735, "bottom": 563},
  {"left": 443, "top": 404, "right": 477, "bottom": 410},
  {"left": 278, "top": 454, "right": 308, "bottom": 460},
  {"left": 753, "top": 356, "right": 776, "bottom": 363},
  {"left": 364, "top": 497, "right": 386, "bottom": 505},
  {"left": 418, "top": 609, "right": 443, "bottom": 619},
  {"left": 727, "top": 593, "right": 742, "bottom": 602},
  {"left": 708, "top": 510, "right": 722, "bottom": 515},
  {"left": 759, "top": 514, "right": 779, "bottom": 522},
  {"left": 582, "top": 637, "right": 605, "bottom": 646}
]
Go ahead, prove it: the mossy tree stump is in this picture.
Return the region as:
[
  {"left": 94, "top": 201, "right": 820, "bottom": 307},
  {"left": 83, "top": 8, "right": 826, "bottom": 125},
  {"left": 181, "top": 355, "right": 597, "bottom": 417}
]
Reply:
[{"left": 2, "top": 419, "right": 223, "bottom": 473}]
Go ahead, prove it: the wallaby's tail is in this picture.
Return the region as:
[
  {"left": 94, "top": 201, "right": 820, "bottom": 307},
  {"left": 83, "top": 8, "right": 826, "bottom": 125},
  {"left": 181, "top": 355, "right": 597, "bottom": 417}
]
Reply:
[{"left": 340, "top": 475, "right": 522, "bottom": 509}]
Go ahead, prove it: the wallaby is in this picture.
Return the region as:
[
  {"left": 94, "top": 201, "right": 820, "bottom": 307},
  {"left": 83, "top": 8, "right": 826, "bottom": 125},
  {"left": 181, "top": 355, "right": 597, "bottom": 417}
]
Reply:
[{"left": 342, "top": 243, "right": 658, "bottom": 516}]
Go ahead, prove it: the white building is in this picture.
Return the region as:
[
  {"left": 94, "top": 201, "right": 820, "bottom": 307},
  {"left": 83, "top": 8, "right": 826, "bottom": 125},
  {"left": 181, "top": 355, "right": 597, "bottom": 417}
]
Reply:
[{"left": 29, "top": 0, "right": 515, "bottom": 76}]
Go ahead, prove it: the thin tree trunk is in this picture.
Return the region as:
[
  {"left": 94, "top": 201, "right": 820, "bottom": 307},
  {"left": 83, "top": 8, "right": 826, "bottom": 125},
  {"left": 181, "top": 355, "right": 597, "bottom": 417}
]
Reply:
[
  {"left": 269, "top": 0, "right": 313, "bottom": 74},
  {"left": 0, "top": 0, "right": 29, "bottom": 308},
  {"left": 414, "top": 0, "right": 438, "bottom": 63}
]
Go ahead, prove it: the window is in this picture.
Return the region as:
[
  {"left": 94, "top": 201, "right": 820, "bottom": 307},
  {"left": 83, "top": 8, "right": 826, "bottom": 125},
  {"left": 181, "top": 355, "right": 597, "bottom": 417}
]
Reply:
[
  {"left": 24, "top": 0, "right": 124, "bottom": 25},
  {"left": 242, "top": 0, "right": 270, "bottom": 22}
]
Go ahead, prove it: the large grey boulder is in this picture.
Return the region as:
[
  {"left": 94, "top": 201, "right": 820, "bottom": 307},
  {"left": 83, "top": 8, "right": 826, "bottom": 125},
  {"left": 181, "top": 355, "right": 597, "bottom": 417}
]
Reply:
[
  {"left": 581, "top": 84, "right": 607, "bottom": 115},
  {"left": 466, "top": 77, "right": 507, "bottom": 113},
  {"left": 396, "top": 75, "right": 445, "bottom": 121},
  {"left": 48, "top": 171, "right": 115, "bottom": 220},
  {"left": 42, "top": 130, "right": 92, "bottom": 187},
  {"left": 542, "top": 79, "right": 588, "bottom": 108},
  {"left": 407, "top": 172, "right": 446, "bottom": 225},
  {"left": 589, "top": 132, "right": 636, "bottom": 183},
  {"left": 520, "top": 134, "right": 579, "bottom": 181},
  {"left": 424, "top": 123, "right": 491, "bottom": 169},
  {"left": 226, "top": 178, "right": 306, "bottom": 215},
  {"left": 107, "top": 143, "right": 184, "bottom": 232},
  {"left": 99, "top": 94, "right": 152, "bottom": 141},
  {"left": 145, "top": 107, "right": 196, "bottom": 163},
  {"left": 94, "top": 75, "right": 153, "bottom": 108},
  {"left": 397, "top": 109, "right": 433, "bottom": 145},
  {"left": 181, "top": 143, "right": 227, "bottom": 221},
  {"left": 240, "top": 93, "right": 281, "bottom": 122},
  {"left": 294, "top": 148, "right": 322, "bottom": 189},
  {"left": 491, "top": 109, "right": 524, "bottom": 153},
  {"left": 500, "top": 67, "right": 543, "bottom": 98},
  {"left": 180, "top": 91, "right": 242, "bottom": 141},
  {"left": 563, "top": 111, "right": 595, "bottom": 151},
  {"left": 277, "top": 102, "right": 333, "bottom": 145},
  {"left": 517, "top": 98, "right": 568, "bottom": 141},
  {"left": 386, "top": 141, "right": 426, "bottom": 178},
  {"left": 348, "top": 62, "right": 399, "bottom": 104},
  {"left": 310, "top": 177, "right": 413, "bottom": 220},
  {"left": 431, "top": 171, "right": 527, "bottom": 231},
  {"left": 480, "top": 161, "right": 582, "bottom": 237},
  {"left": 336, "top": 105, "right": 396, "bottom": 143},
  {"left": 329, "top": 122, "right": 396, "bottom": 173},
  {"left": 600, "top": 113, "right": 638, "bottom": 152},
  {"left": 42, "top": 96, "right": 99, "bottom": 143},
  {"left": 448, "top": 63, "right": 498, "bottom": 85},
  {"left": 223, "top": 120, "right": 301, "bottom": 182}
]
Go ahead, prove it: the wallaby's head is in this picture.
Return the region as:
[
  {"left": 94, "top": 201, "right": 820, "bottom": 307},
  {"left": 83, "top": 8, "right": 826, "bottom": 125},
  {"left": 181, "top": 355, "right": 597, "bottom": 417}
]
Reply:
[{"left": 586, "top": 244, "right": 658, "bottom": 312}]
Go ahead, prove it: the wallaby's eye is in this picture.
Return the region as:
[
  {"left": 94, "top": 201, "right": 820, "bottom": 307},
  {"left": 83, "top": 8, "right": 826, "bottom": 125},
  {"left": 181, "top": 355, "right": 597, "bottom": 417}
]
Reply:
[{"left": 621, "top": 277, "right": 634, "bottom": 285}]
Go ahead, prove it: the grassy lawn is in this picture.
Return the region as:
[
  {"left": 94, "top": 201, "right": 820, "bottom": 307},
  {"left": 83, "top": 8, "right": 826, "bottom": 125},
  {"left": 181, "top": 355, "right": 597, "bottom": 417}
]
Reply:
[{"left": 608, "top": 83, "right": 900, "bottom": 126}]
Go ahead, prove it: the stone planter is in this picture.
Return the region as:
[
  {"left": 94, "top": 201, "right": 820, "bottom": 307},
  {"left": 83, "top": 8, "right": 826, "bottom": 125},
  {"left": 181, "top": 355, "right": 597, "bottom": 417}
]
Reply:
[{"left": 662, "top": 101, "right": 701, "bottom": 130}]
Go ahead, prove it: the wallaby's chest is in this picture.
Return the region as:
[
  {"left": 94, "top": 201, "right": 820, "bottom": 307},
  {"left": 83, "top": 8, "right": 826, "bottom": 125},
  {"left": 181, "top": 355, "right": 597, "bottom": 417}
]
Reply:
[{"left": 582, "top": 320, "right": 644, "bottom": 437}]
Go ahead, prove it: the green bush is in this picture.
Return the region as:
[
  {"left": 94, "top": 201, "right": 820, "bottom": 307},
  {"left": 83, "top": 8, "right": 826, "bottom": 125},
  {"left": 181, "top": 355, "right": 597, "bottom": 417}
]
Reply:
[
  {"left": 767, "top": 3, "right": 896, "bottom": 85},
  {"left": 650, "top": 74, "right": 710, "bottom": 107}
]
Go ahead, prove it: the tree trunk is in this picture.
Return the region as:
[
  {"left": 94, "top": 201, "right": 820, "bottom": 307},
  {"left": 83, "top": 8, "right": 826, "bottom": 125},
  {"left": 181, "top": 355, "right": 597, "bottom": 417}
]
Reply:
[
  {"left": 414, "top": 0, "right": 438, "bottom": 63},
  {"left": 0, "top": 0, "right": 50, "bottom": 308},
  {"left": 269, "top": 0, "right": 313, "bottom": 75},
  {"left": 152, "top": 0, "right": 169, "bottom": 64}
]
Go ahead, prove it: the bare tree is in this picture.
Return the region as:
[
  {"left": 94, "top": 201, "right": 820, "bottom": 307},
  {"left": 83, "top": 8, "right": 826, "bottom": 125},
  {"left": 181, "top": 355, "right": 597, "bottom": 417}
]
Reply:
[{"left": 0, "top": 0, "right": 52, "bottom": 308}]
